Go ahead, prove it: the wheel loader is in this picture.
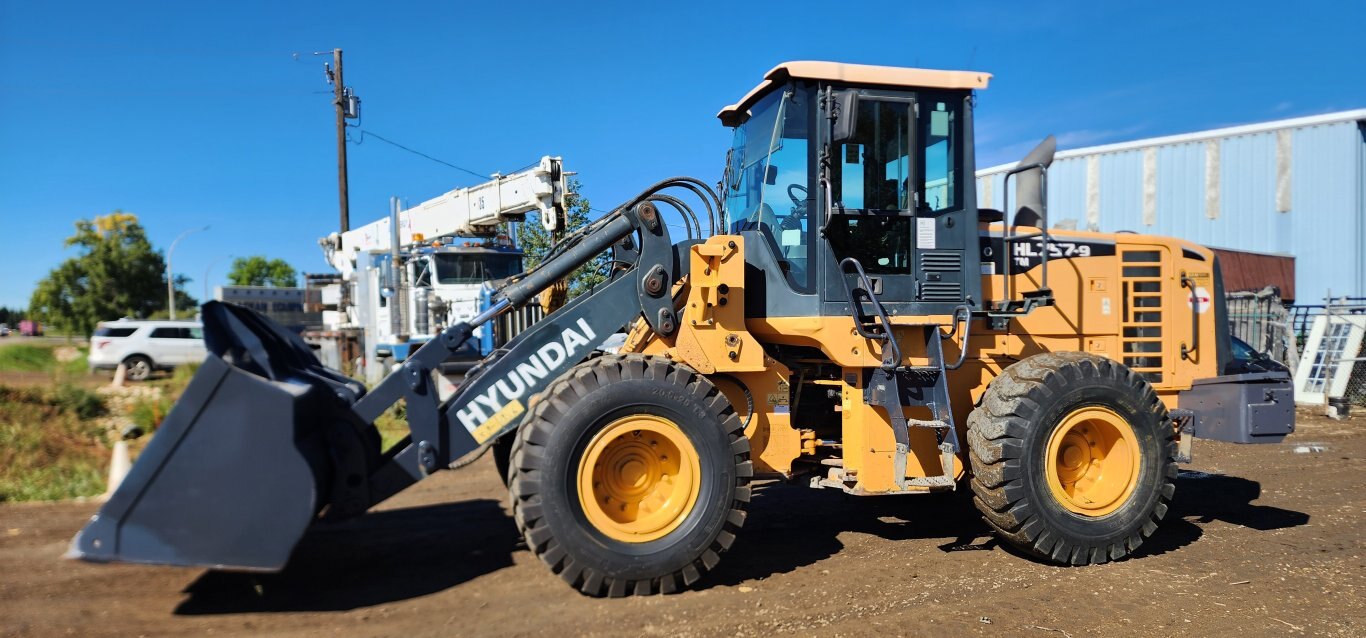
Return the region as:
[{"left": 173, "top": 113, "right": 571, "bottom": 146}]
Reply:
[{"left": 70, "top": 61, "right": 1296, "bottom": 596}]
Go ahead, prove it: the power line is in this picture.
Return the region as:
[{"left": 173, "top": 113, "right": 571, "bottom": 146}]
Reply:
[{"left": 351, "top": 129, "right": 489, "bottom": 181}]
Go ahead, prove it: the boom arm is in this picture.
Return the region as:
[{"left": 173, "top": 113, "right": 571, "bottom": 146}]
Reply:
[
  {"left": 321, "top": 156, "right": 566, "bottom": 276},
  {"left": 355, "top": 200, "right": 683, "bottom": 506}
]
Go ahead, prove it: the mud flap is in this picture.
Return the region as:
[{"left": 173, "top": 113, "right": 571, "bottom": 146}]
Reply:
[{"left": 69, "top": 302, "right": 380, "bottom": 571}]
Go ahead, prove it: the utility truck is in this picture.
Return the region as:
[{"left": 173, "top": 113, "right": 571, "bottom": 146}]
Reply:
[{"left": 314, "top": 156, "right": 566, "bottom": 380}]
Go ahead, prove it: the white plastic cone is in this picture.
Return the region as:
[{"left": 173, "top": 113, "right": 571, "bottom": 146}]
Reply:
[{"left": 102, "top": 440, "right": 131, "bottom": 501}]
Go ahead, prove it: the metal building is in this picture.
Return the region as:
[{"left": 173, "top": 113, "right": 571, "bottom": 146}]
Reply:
[{"left": 976, "top": 110, "right": 1366, "bottom": 300}]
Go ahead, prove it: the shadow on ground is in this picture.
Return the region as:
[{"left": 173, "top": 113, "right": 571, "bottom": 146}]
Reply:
[
  {"left": 1131, "top": 470, "right": 1309, "bottom": 559},
  {"left": 173, "top": 470, "right": 1311, "bottom": 612},
  {"left": 175, "top": 499, "right": 517, "bottom": 614},
  {"left": 705, "top": 483, "right": 992, "bottom": 588}
]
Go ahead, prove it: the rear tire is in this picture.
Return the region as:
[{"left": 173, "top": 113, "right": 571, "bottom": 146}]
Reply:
[
  {"left": 123, "top": 355, "right": 153, "bottom": 381},
  {"left": 508, "top": 355, "right": 751, "bottom": 597},
  {"left": 967, "top": 352, "right": 1176, "bottom": 565}
]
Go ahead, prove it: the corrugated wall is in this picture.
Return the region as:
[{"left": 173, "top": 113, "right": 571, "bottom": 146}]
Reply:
[{"left": 977, "top": 116, "right": 1366, "bottom": 299}]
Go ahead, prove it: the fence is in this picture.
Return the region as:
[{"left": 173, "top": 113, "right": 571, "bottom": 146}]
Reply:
[{"left": 1226, "top": 287, "right": 1296, "bottom": 369}]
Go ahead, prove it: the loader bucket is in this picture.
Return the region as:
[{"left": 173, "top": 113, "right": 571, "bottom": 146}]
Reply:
[{"left": 69, "top": 302, "right": 380, "bottom": 571}]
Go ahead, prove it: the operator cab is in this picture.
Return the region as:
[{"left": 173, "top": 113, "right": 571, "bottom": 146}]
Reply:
[{"left": 719, "top": 61, "right": 990, "bottom": 318}]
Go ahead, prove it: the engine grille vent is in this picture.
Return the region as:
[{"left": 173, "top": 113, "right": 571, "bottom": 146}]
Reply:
[
  {"left": 919, "top": 282, "right": 963, "bottom": 301},
  {"left": 920, "top": 251, "right": 962, "bottom": 272}
]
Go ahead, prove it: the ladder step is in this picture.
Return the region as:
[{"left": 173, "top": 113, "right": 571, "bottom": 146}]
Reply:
[
  {"left": 895, "top": 367, "right": 942, "bottom": 385},
  {"left": 907, "top": 418, "right": 950, "bottom": 429},
  {"left": 906, "top": 475, "right": 956, "bottom": 488},
  {"left": 896, "top": 366, "right": 941, "bottom": 374}
]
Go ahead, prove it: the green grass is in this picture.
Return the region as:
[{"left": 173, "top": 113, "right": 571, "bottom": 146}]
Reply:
[
  {"left": 0, "top": 343, "right": 90, "bottom": 376},
  {"left": 0, "top": 384, "right": 110, "bottom": 502},
  {"left": 0, "top": 344, "right": 56, "bottom": 372},
  {"left": 374, "top": 401, "right": 410, "bottom": 452}
]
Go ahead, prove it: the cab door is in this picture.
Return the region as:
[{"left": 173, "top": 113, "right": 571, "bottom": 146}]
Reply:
[{"left": 819, "top": 89, "right": 977, "bottom": 318}]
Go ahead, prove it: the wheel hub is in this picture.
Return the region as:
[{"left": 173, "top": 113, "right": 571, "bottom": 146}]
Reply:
[
  {"left": 1045, "top": 406, "right": 1140, "bottom": 516},
  {"left": 577, "top": 415, "right": 700, "bottom": 543}
]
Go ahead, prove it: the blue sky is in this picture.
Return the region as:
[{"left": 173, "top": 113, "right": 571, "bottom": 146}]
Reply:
[{"left": 1, "top": 1, "right": 1362, "bottom": 309}]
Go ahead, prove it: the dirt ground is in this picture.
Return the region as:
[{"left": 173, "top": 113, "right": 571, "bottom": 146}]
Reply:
[{"left": 1, "top": 409, "right": 1361, "bottom": 637}]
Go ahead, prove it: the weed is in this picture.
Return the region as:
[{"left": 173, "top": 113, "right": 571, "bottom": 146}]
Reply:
[
  {"left": 128, "top": 395, "right": 175, "bottom": 432},
  {"left": 0, "top": 383, "right": 109, "bottom": 502},
  {"left": 0, "top": 345, "right": 55, "bottom": 372}
]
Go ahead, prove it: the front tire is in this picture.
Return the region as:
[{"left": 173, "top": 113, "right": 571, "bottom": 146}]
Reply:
[
  {"left": 967, "top": 352, "right": 1176, "bottom": 565},
  {"left": 123, "top": 355, "right": 153, "bottom": 381},
  {"left": 508, "top": 355, "right": 751, "bottom": 597}
]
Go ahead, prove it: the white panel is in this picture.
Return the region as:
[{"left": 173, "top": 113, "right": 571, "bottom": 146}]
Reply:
[
  {"left": 982, "top": 178, "right": 993, "bottom": 209},
  {"left": 1086, "top": 155, "right": 1101, "bottom": 230},
  {"left": 1204, "top": 140, "right": 1220, "bottom": 220},
  {"left": 1142, "top": 147, "right": 1157, "bottom": 226},
  {"left": 1294, "top": 314, "right": 1366, "bottom": 404},
  {"left": 1276, "top": 129, "right": 1293, "bottom": 213}
]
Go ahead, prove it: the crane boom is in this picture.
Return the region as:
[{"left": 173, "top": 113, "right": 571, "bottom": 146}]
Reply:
[{"left": 322, "top": 156, "right": 565, "bottom": 276}]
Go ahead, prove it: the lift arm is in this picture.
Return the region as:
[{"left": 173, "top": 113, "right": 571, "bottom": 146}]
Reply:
[{"left": 352, "top": 200, "right": 682, "bottom": 507}]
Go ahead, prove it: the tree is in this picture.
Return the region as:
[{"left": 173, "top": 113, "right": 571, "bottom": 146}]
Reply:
[
  {"left": 227, "top": 256, "right": 298, "bottom": 287},
  {"left": 515, "top": 179, "right": 609, "bottom": 298},
  {"left": 29, "top": 212, "right": 196, "bottom": 336}
]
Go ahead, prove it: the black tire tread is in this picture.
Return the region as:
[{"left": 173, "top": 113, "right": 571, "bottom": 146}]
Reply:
[
  {"left": 508, "top": 354, "right": 750, "bottom": 597},
  {"left": 967, "top": 352, "right": 1176, "bottom": 566}
]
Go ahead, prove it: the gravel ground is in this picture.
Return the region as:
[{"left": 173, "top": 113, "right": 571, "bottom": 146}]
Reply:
[{"left": 1, "top": 409, "right": 1361, "bottom": 637}]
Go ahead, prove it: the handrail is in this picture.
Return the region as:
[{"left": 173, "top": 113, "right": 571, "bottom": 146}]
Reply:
[
  {"left": 1181, "top": 276, "right": 1199, "bottom": 361},
  {"left": 998, "top": 162, "right": 1050, "bottom": 306},
  {"left": 943, "top": 304, "right": 972, "bottom": 370},
  {"left": 839, "top": 257, "right": 902, "bottom": 369}
]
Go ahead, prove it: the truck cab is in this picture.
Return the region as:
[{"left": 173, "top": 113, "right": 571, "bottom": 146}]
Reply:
[{"left": 359, "top": 239, "right": 524, "bottom": 369}]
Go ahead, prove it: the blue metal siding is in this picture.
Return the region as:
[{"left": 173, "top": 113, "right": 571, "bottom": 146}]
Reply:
[
  {"left": 1288, "top": 121, "right": 1363, "bottom": 300},
  {"left": 1154, "top": 142, "right": 1207, "bottom": 245},
  {"left": 1046, "top": 156, "right": 1086, "bottom": 227},
  {"left": 977, "top": 116, "right": 1366, "bottom": 299},
  {"left": 1218, "top": 132, "right": 1280, "bottom": 253}
]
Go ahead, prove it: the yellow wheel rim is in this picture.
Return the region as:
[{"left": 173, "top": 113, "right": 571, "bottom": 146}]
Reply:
[
  {"left": 577, "top": 415, "right": 701, "bottom": 543},
  {"left": 1045, "top": 406, "right": 1141, "bottom": 517}
]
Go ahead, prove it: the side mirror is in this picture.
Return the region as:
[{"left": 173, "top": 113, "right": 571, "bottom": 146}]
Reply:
[
  {"left": 830, "top": 91, "right": 859, "bottom": 144},
  {"left": 1013, "top": 135, "right": 1056, "bottom": 228},
  {"left": 764, "top": 164, "right": 778, "bottom": 185}
]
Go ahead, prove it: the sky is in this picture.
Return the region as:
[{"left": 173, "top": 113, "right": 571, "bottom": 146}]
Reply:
[{"left": 1, "top": 1, "right": 1363, "bottom": 310}]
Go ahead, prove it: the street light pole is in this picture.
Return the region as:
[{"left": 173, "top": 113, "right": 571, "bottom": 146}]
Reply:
[
  {"left": 167, "top": 225, "right": 209, "bottom": 321},
  {"left": 204, "top": 254, "right": 235, "bottom": 302}
]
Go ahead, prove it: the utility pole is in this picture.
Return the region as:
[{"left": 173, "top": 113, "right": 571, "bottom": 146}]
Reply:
[
  {"left": 325, "top": 49, "right": 360, "bottom": 233},
  {"left": 331, "top": 49, "right": 349, "bottom": 232}
]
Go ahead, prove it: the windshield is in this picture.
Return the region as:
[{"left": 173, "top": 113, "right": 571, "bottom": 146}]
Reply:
[
  {"left": 433, "top": 253, "right": 522, "bottom": 285},
  {"left": 724, "top": 87, "right": 811, "bottom": 288}
]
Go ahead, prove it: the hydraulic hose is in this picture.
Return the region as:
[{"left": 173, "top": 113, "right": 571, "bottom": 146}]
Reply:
[
  {"left": 497, "top": 214, "right": 635, "bottom": 307},
  {"left": 648, "top": 194, "right": 699, "bottom": 239}
]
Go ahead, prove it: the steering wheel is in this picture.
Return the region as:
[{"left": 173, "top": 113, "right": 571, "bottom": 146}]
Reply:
[{"left": 787, "top": 183, "right": 808, "bottom": 207}]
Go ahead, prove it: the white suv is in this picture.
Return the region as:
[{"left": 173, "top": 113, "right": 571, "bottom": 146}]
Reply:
[{"left": 88, "top": 319, "right": 208, "bottom": 381}]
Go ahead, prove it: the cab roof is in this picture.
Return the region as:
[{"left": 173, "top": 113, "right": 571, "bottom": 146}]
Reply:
[{"left": 717, "top": 61, "right": 991, "bottom": 126}]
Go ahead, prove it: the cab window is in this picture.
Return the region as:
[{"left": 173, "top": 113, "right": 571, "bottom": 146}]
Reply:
[
  {"left": 831, "top": 99, "right": 914, "bottom": 212},
  {"left": 724, "top": 87, "right": 812, "bottom": 290},
  {"left": 921, "top": 98, "right": 961, "bottom": 212}
]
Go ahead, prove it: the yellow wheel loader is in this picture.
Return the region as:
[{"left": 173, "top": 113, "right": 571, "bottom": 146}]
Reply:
[{"left": 71, "top": 62, "right": 1295, "bottom": 596}]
